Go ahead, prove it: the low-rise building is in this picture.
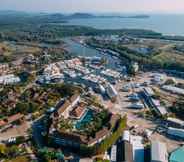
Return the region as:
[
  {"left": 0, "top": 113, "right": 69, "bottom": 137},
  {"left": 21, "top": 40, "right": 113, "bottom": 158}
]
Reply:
[
  {"left": 151, "top": 141, "right": 168, "bottom": 162},
  {"left": 169, "top": 145, "right": 184, "bottom": 162},
  {"left": 167, "top": 118, "right": 184, "bottom": 128},
  {"left": 162, "top": 85, "right": 184, "bottom": 96},
  {"left": 167, "top": 127, "right": 184, "bottom": 139},
  {"left": 142, "top": 88, "right": 167, "bottom": 116},
  {"left": 101, "top": 69, "right": 121, "bottom": 80}
]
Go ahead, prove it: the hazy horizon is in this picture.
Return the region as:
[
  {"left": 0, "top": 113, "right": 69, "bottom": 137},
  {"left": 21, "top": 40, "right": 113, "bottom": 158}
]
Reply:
[{"left": 1, "top": 0, "right": 184, "bottom": 14}]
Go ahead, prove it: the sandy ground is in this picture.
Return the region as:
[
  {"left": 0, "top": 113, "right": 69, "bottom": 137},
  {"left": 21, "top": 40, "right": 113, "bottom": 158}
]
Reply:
[{"left": 0, "top": 122, "right": 30, "bottom": 141}]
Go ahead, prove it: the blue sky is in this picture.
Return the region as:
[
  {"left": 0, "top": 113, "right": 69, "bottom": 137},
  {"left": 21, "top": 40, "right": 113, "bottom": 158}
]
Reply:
[{"left": 1, "top": 0, "right": 184, "bottom": 13}]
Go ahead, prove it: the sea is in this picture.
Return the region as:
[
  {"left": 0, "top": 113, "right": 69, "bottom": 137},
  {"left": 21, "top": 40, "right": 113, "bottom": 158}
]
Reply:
[{"left": 64, "top": 14, "right": 184, "bottom": 36}]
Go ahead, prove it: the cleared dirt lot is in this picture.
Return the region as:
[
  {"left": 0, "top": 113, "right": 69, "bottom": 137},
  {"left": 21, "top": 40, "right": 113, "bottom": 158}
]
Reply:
[
  {"left": 0, "top": 122, "right": 30, "bottom": 142},
  {"left": 108, "top": 72, "right": 183, "bottom": 153}
]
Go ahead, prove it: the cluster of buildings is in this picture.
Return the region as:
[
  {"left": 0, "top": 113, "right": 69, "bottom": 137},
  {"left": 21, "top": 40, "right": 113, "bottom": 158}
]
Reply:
[
  {"left": 128, "top": 93, "right": 144, "bottom": 109},
  {"left": 110, "top": 129, "right": 184, "bottom": 162},
  {"left": 143, "top": 86, "right": 184, "bottom": 141},
  {"left": 0, "top": 74, "right": 21, "bottom": 85},
  {"left": 47, "top": 93, "right": 120, "bottom": 148},
  {"left": 38, "top": 57, "right": 121, "bottom": 101},
  {"left": 110, "top": 130, "right": 144, "bottom": 162},
  {"left": 0, "top": 61, "right": 21, "bottom": 85}
]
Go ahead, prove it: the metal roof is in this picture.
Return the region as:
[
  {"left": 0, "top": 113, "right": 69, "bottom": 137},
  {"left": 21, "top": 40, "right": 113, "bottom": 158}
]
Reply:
[
  {"left": 151, "top": 141, "right": 168, "bottom": 162},
  {"left": 170, "top": 146, "right": 184, "bottom": 162}
]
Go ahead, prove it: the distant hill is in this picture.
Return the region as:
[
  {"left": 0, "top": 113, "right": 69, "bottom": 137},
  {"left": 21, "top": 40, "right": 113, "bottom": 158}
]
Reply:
[
  {"left": 0, "top": 11, "right": 150, "bottom": 25},
  {"left": 68, "top": 13, "right": 96, "bottom": 19},
  {"left": 66, "top": 13, "right": 150, "bottom": 19},
  {"left": 67, "top": 13, "right": 150, "bottom": 19},
  {"left": 0, "top": 10, "right": 28, "bottom": 16}
]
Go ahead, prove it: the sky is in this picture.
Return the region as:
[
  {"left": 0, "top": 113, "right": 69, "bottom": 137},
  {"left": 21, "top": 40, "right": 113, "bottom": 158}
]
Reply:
[{"left": 1, "top": 0, "right": 184, "bottom": 14}]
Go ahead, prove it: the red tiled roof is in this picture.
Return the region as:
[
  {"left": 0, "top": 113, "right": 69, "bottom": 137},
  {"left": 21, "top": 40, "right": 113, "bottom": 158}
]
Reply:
[
  {"left": 57, "top": 100, "right": 71, "bottom": 115},
  {"left": 71, "top": 103, "right": 86, "bottom": 118},
  {"left": 0, "top": 113, "right": 24, "bottom": 128},
  {"left": 0, "top": 120, "right": 6, "bottom": 127},
  {"left": 7, "top": 113, "right": 24, "bottom": 123}
]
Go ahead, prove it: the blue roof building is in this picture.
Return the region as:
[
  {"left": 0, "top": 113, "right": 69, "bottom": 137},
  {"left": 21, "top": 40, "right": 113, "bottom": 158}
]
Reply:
[{"left": 170, "top": 146, "right": 184, "bottom": 162}]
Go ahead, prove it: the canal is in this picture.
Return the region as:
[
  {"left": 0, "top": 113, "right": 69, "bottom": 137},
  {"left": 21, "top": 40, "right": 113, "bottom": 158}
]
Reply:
[{"left": 64, "top": 38, "right": 122, "bottom": 70}]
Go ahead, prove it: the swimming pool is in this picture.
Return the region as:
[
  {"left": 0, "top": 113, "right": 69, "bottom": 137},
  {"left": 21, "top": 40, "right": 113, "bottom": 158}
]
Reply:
[{"left": 75, "top": 109, "right": 94, "bottom": 130}]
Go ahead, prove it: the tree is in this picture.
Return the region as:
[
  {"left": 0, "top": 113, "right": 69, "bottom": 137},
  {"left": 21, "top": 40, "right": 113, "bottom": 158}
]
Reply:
[
  {"left": 7, "top": 145, "right": 20, "bottom": 157},
  {"left": 170, "top": 99, "right": 184, "bottom": 120},
  {"left": 5, "top": 156, "right": 29, "bottom": 162},
  {"left": 38, "top": 147, "right": 63, "bottom": 162},
  {"left": 15, "top": 102, "right": 29, "bottom": 114},
  {"left": 0, "top": 144, "right": 7, "bottom": 156}
]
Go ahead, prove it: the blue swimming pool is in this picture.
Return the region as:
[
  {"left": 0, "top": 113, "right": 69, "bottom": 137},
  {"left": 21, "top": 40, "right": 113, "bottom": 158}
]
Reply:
[{"left": 75, "top": 109, "right": 94, "bottom": 130}]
